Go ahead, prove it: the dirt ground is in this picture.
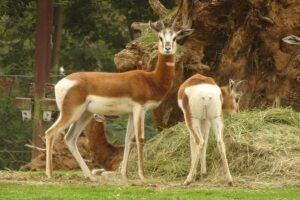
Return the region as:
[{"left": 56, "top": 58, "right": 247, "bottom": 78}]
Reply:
[{"left": 0, "top": 170, "right": 299, "bottom": 190}]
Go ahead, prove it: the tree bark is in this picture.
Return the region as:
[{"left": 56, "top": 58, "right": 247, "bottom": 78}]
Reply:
[
  {"left": 148, "top": 0, "right": 169, "bottom": 16},
  {"left": 85, "top": 120, "right": 124, "bottom": 171},
  {"left": 52, "top": 3, "right": 64, "bottom": 74}
]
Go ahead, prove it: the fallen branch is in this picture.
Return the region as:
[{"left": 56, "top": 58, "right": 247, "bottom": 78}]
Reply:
[{"left": 24, "top": 144, "right": 46, "bottom": 152}]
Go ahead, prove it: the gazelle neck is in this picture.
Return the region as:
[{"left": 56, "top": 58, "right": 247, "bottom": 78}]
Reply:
[{"left": 153, "top": 52, "right": 176, "bottom": 86}]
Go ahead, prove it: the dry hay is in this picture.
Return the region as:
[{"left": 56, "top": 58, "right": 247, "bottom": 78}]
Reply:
[{"left": 128, "top": 108, "right": 300, "bottom": 182}]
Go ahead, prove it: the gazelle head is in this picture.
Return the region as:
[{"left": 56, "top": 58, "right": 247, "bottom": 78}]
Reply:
[
  {"left": 221, "top": 79, "right": 246, "bottom": 114},
  {"left": 149, "top": 18, "right": 194, "bottom": 55}
]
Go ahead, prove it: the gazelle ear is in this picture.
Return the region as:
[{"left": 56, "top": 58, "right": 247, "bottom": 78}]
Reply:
[
  {"left": 228, "top": 79, "right": 235, "bottom": 93},
  {"left": 149, "top": 21, "right": 160, "bottom": 34},
  {"left": 234, "top": 80, "right": 247, "bottom": 93},
  {"left": 176, "top": 28, "right": 194, "bottom": 41},
  {"left": 282, "top": 35, "right": 300, "bottom": 45}
]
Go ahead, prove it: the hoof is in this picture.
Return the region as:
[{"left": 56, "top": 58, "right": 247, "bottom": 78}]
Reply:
[
  {"left": 183, "top": 179, "right": 192, "bottom": 186},
  {"left": 201, "top": 173, "right": 208, "bottom": 179},
  {"left": 228, "top": 181, "right": 233, "bottom": 187},
  {"left": 88, "top": 175, "right": 98, "bottom": 182},
  {"left": 46, "top": 172, "right": 52, "bottom": 179},
  {"left": 140, "top": 176, "right": 147, "bottom": 184},
  {"left": 122, "top": 174, "right": 129, "bottom": 182},
  {"left": 138, "top": 173, "right": 147, "bottom": 184}
]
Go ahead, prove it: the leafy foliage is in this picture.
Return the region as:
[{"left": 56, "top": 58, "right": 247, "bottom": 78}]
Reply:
[{"left": 0, "top": 0, "right": 170, "bottom": 75}]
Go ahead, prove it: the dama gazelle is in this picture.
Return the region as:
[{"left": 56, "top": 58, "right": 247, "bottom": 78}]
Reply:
[
  {"left": 45, "top": 18, "right": 194, "bottom": 182},
  {"left": 178, "top": 74, "right": 244, "bottom": 186}
]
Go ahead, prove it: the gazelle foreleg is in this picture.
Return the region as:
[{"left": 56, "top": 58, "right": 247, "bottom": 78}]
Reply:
[
  {"left": 211, "top": 117, "right": 233, "bottom": 186},
  {"left": 184, "top": 117, "right": 203, "bottom": 186},
  {"left": 64, "top": 112, "right": 95, "bottom": 181},
  {"left": 200, "top": 119, "right": 210, "bottom": 178},
  {"left": 133, "top": 106, "right": 146, "bottom": 182},
  {"left": 121, "top": 113, "right": 134, "bottom": 180}
]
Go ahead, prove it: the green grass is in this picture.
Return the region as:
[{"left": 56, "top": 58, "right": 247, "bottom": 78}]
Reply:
[{"left": 0, "top": 183, "right": 299, "bottom": 200}]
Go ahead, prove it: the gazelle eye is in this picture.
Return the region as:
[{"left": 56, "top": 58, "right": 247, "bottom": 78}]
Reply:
[{"left": 159, "top": 36, "right": 163, "bottom": 41}]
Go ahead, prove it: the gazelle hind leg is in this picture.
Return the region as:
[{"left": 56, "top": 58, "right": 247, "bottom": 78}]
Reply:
[
  {"left": 133, "top": 106, "right": 146, "bottom": 183},
  {"left": 184, "top": 117, "right": 203, "bottom": 186},
  {"left": 211, "top": 117, "right": 233, "bottom": 186},
  {"left": 121, "top": 114, "right": 134, "bottom": 180},
  {"left": 200, "top": 119, "right": 210, "bottom": 178},
  {"left": 64, "top": 112, "right": 94, "bottom": 181},
  {"left": 45, "top": 114, "right": 73, "bottom": 178}
]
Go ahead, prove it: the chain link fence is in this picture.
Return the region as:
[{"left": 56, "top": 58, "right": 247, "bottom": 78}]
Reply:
[{"left": 0, "top": 75, "right": 34, "bottom": 169}]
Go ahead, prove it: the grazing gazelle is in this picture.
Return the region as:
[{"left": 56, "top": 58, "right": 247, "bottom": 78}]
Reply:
[
  {"left": 45, "top": 18, "right": 194, "bottom": 182},
  {"left": 178, "top": 74, "right": 244, "bottom": 186}
]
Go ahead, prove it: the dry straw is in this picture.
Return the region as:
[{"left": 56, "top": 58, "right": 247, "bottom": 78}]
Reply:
[{"left": 128, "top": 108, "right": 300, "bottom": 182}]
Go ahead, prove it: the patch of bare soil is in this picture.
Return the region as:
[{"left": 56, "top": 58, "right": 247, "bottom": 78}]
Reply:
[{"left": 0, "top": 170, "right": 299, "bottom": 189}]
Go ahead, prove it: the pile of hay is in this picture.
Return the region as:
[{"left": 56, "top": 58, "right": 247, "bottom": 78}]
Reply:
[{"left": 129, "top": 108, "right": 300, "bottom": 181}]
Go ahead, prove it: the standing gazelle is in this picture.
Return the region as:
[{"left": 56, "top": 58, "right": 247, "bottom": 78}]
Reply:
[
  {"left": 45, "top": 18, "right": 194, "bottom": 182},
  {"left": 178, "top": 74, "right": 244, "bottom": 186}
]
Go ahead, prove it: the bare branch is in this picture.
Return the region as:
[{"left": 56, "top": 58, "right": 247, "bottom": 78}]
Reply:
[
  {"left": 178, "top": 0, "right": 192, "bottom": 28},
  {"left": 25, "top": 144, "right": 46, "bottom": 152},
  {"left": 148, "top": 0, "right": 169, "bottom": 16},
  {"left": 258, "top": 14, "right": 274, "bottom": 25}
]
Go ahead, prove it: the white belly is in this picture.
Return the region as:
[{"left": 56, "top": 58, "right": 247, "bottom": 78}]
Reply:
[
  {"left": 86, "top": 95, "right": 160, "bottom": 116},
  {"left": 87, "top": 96, "right": 134, "bottom": 116}
]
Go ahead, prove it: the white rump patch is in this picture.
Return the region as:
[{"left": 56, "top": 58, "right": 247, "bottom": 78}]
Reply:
[
  {"left": 185, "top": 84, "right": 222, "bottom": 120},
  {"left": 55, "top": 78, "right": 77, "bottom": 111}
]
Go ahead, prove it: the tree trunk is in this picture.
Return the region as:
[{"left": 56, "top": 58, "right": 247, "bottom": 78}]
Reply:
[{"left": 52, "top": 3, "right": 64, "bottom": 74}]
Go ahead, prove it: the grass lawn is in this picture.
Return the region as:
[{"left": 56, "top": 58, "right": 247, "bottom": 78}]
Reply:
[{"left": 0, "top": 182, "right": 299, "bottom": 200}]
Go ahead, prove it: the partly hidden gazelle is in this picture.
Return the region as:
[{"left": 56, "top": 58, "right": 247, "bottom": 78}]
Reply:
[
  {"left": 178, "top": 74, "right": 245, "bottom": 186},
  {"left": 45, "top": 18, "right": 194, "bottom": 182}
]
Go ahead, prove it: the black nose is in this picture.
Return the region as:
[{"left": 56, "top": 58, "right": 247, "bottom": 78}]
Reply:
[{"left": 165, "top": 47, "right": 171, "bottom": 51}]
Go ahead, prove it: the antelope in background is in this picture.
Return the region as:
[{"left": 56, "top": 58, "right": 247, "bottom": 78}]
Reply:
[
  {"left": 45, "top": 18, "right": 194, "bottom": 182},
  {"left": 178, "top": 74, "right": 245, "bottom": 186}
]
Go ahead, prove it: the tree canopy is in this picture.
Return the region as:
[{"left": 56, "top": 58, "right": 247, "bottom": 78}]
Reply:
[{"left": 0, "top": 0, "right": 172, "bottom": 75}]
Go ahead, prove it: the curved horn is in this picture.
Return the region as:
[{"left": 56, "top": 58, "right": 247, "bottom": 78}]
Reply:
[
  {"left": 159, "top": 17, "right": 165, "bottom": 30},
  {"left": 171, "top": 16, "right": 178, "bottom": 30},
  {"left": 234, "top": 80, "right": 247, "bottom": 91}
]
